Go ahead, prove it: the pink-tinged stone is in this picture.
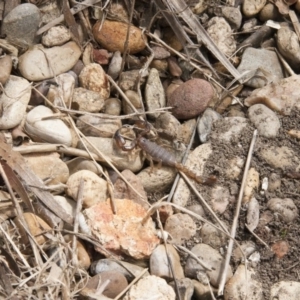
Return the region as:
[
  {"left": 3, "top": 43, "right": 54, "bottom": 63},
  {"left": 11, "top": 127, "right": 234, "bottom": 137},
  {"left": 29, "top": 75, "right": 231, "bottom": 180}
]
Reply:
[
  {"left": 84, "top": 199, "right": 160, "bottom": 259},
  {"left": 168, "top": 78, "right": 215, "bottom": 120},
  {"left": 244, "top": 74, "right": 300, "bottom": 115}
]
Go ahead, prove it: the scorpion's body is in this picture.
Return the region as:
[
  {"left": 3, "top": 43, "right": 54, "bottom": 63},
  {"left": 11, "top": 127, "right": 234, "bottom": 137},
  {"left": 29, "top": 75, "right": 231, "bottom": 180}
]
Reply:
[
  {"left": 115, "top": 126, "right": 216, "bottom": 185},
  {"left": 138, "top": 136, "right": 216, "bottom": 185}
]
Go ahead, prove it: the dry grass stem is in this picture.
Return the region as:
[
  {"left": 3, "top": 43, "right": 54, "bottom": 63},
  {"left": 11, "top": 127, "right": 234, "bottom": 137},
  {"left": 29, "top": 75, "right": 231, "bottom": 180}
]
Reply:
[{"left": 217, "top": 129, "right": 258, "bottom": 297}]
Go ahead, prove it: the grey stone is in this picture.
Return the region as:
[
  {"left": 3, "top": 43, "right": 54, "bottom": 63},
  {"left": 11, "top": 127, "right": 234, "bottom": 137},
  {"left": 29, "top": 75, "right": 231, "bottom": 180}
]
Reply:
[
  {"left": 221, "top": 6, "right": 242, "bottom": 29},
  {"left": 248, "top": 104, "right": 281, "bottom": 138},
  {"left": 197, "top": 108, "right": 221, "bottom": 143},
  {"left": 150, "top": 244, "right": 184, "bottom": 281},
  {"left": 185, "top": 243, "right": 233, "bottom": 287},
  {"left": 237, "top": 48, "right": 284, "bottom": 88},
  {"left": 2, "top": 3, "right": 40, "bottom": 49}
]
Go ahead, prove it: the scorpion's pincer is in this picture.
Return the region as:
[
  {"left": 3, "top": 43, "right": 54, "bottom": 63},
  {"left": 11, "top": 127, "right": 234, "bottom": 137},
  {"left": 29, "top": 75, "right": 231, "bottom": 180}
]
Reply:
[{"left": 113, "top": 128, "right": 136, "bottom": 151}]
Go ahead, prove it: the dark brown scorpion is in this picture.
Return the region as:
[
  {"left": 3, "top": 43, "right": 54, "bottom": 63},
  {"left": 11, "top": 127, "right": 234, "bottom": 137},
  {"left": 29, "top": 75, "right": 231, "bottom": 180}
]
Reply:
[{"left": 114, "top": 121, "right": 216, "bottom": 185}]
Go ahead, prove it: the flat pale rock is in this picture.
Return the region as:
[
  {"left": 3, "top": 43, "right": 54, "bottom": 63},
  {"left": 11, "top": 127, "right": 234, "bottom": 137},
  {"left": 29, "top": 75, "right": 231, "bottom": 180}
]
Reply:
[
  {"left": 270, "top": 281, "right": 300, "bottom": 299},
  {"left": 76, "top": 115, "right": 121, "bottom": 138},
  {"left": 244, "top": 75, "right": 300, "bottom": 115},
  {"left": 124, "top": 275, "right": 176, "bottom": 300},
  {"left": 66, "top": 170, "right": 108, "bottom": 208},
  {"left": 0, "top": 55, "right": 12, "bottom": 85},
  {"left": 198, "top": 108, "right": 221, "bottom": 143},
  {"left": 243, "top": 167, "right": 260, "bottom": 204},
  {"left": 210, "top": 185, "right": 231, "bottom": 214},
  {"left": 200, "top": 223, "right": 227, "bottom": 249},
  {"left": 0, "top": 75, "right": 31, "bottom": 129},
  {"left": 93, "top": 20, "right": 147, "bottom": 54},
  {"left": 224, "top": 265, "right": 263, "bottom": 300},
  {"left": 25, "top": 105, "right": 73, "bottom": 146},
  {"left": 211, "top": 117, "right": 248, "bottom": 143},
  {"left": 72, "top": 87, "right": 105, "bottom": 112},
  {"left": 24, "top": 152, "right": 69, "bottom": 185},
  {"left": 259, "top": 145, "right": 300, "bottom": 171},
  {"left": 84, "top": 199, "right": 160, "bottom": 259},
  {"left": 18, "top": 42, "right": 81, "bottom": 81}
]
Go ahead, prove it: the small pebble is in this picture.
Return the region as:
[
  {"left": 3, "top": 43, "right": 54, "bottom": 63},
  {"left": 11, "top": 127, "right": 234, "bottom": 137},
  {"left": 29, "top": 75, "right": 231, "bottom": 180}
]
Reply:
[
  {"left": 221, "top": 6, "right": 242, "bottom": 29},
  {"left": 198, "top": 108, "right": 221, "bottom": 143},
  {"left": 243, "top": 0, "right": 267, "bottom": 17},
  {"left": 248, "top": 104, "right": 281, "bottom": 138},
  {"left": 42, "top": 25, "right": 71, "bottom": 47},
  {"left": 185, "top": 243, "right": 233, "bottom": 287},
  {"left": 150, "top": 244, "right": 185, "bottom": 281},
  {"left": 207, "top": 17, "right": 236, "bottom": 56},
  {"left": 145, "top": 68, "right": 166, "bottom": 119},
  {"left": 66, "top": 170, "right": 108, "bottom": 208},
  {"left": 79, "top": 63, "right": 110, "bottom": 100},
  {"left": 267, "top": 198, "right": 299, "bottom": 223},
  {"left": 93, "top": 20, "right": 147, "bottom": 54},
  {"left": 164, "top": 213, "right": 196, "bottom": 245},
  {"left": 168, "top": 79, "right": 215, "bottom": 120},
  {"left": 276, "top": 26, "right": 300, "bottom": 66}
]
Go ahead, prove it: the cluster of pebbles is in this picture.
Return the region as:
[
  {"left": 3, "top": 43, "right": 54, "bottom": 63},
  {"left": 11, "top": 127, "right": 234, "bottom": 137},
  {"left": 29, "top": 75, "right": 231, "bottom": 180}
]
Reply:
[{"left": 0, "top": 0, "right": 300, "bottom": 299}]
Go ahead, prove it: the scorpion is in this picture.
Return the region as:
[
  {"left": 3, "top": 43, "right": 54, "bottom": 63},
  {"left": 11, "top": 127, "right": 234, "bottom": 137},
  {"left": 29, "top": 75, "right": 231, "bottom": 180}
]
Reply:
[{"left": 114, "top": 121, "right": 216, "bottom": 185}]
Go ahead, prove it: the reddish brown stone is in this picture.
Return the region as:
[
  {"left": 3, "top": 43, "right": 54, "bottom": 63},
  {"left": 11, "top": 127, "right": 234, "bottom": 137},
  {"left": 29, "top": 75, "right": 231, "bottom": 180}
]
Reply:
[{"left": 168, "top": 78, "right": 215, "bottom": 120}]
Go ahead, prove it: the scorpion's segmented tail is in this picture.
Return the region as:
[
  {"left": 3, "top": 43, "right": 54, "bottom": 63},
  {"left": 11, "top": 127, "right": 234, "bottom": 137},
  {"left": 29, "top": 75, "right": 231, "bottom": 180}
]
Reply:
[{"left": 175, "top": 163, "right": 217, "bottom": 185}]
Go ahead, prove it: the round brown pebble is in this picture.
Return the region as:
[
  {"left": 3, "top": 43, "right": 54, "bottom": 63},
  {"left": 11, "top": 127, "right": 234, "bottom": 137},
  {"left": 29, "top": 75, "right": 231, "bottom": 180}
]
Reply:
[
  {"left": 80, "top": 271, "right": 128, "bottom": 298},
  {"left": 168, "top": 78, "right": 214, "bottom": 120},
  {"left": 93, "top": 20, "right": 146, "bottom": 54}
]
